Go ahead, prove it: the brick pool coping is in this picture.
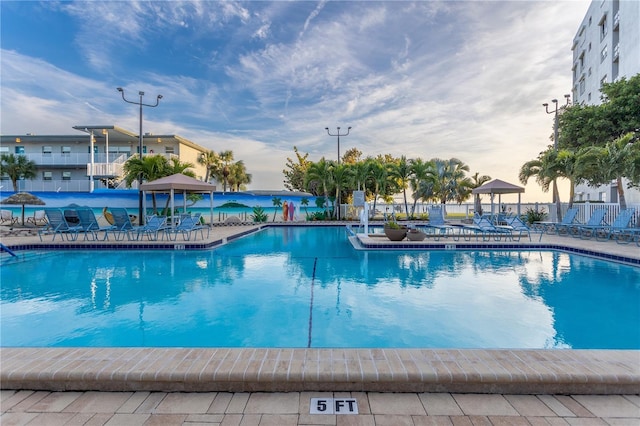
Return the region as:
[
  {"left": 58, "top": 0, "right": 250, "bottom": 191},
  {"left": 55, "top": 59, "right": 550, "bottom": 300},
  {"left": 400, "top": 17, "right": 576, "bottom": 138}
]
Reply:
[{"left": 2, "top": 224, "right": 639, "bottom": 394}]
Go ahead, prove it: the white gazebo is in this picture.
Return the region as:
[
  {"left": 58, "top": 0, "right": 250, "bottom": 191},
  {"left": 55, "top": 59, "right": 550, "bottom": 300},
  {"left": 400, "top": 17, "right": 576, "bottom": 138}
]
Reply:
[
  {"left": 472, "top": 179, "right": 525, "bottom": 218},
  {"left": 139, "top": 174, "right": 215, "bottom": 226}
]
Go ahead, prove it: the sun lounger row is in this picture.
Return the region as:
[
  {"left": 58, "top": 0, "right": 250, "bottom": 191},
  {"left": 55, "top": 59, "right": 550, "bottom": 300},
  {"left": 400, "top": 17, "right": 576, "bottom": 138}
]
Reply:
[
  {"left": 533, "top": 207, "right": 639, "bottom": 244},
  {"left": 38, "top": 208, "right": 210, "bottom": 242}
]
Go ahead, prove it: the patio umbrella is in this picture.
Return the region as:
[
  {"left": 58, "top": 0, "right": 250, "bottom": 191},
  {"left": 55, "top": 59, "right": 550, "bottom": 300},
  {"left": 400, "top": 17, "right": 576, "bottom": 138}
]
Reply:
[{"left": 1, "top": 192, "right": 46, "bottom": 226}]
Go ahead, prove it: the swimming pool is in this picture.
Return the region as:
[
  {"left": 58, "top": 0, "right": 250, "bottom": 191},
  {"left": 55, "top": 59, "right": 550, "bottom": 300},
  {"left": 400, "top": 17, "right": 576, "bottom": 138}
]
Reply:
[{"left": 2, "top": 227, "right": 639, "bottom": 349}]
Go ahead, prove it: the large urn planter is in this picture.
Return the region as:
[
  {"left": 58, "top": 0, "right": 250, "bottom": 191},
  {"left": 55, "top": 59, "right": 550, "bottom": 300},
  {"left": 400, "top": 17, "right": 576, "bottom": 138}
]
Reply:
[
  {"left": 384, "top": 225, "right": 408, "bottom": 241},
  {"left": 406, "top": 229, "right": 427, "bottom": 241}
]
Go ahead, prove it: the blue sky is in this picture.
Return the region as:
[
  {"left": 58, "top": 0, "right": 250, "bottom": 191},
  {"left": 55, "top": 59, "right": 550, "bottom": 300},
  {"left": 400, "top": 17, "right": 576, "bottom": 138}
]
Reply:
[{"left": 1, "top": 0, "right": 589, "bottom": 201}]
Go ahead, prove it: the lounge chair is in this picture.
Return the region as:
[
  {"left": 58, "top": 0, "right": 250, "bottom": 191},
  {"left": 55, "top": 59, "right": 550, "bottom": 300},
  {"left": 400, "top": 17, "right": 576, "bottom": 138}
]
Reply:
[
  {"left": 504, "top": 215, "right": 542, "bottom": 242},
  {"left": 569, "top": 208, "right": 607, "bottom": 238},
  {"left": 167, "top": 213, "right": 209, "bottom": 241},
  {"left": 0, "top": 209, "right": 18, "bottom": 225},
  {"left": 424, "top": 206, "right": 459, "bottom": 240},
  {"left": 533, "top": 207, "right": 579, "bottom": 235},
  {"left": 579, "top": 208, "right": 636, "bottom": 241},
  {"left": 76, "top": 208, "right": 115, "bottom": 241},
  {"left": 26, "top": 209, "right": 47, "bottom": 226},
  {"left": 135, "top": 215, "right": 169, "bottom": 241},
  {"left": 461, "top": 214, "right": 513, "bottom": 241},
  {"left": 108, "top": 207, "right": 139, "bottom": 241},
  {"left": 38, "top": 208, "right": 82, "bottom": 241}
]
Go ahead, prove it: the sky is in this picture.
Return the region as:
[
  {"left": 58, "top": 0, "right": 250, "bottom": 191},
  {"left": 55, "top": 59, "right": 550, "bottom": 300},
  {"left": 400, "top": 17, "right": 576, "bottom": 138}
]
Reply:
[{"left": 0, "top": 0, "right": 590, "bottom": 202}]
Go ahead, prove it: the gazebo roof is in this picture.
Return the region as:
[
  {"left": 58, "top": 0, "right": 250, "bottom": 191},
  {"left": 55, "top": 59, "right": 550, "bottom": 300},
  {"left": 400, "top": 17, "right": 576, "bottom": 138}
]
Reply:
[
  {"left": 472, "top": 179, "right": 524, "bottom": 195},
  {"left": 139, "top": 174, "right": 215, "bottom": 192}
]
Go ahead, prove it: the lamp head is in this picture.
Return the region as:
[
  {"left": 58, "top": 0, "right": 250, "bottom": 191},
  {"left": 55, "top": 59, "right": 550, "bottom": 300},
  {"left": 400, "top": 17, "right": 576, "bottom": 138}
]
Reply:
[
  {"left": 552, "top": 99, "right": 558, "bottom": 103},
  {"left": 157, "top": 95, "right": 163, "bottom": 100},
  {"left": 117, "top": 87, "right": 123, "bottom": 92},
  {"left": 325, "top": 127, "right": 329, "bottom": 130},
  {"left": 337, "top": 126, "right": 341, "bottom": 130},
  {"left": 348, "top": 126, "right": 352, "bottom": 130},
  {"left": 542, "top": 103, "right": 548, "bottom": 107},
  {"left": 138, "top": 91, "right": 144, "bottom": 96}
]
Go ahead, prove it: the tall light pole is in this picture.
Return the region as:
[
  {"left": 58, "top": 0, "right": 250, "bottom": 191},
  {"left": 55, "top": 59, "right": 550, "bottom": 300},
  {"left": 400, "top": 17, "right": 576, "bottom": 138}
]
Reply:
[
  {"left": 325, "top": 126, "right": 352, "bottom": 220},
  {"left": 117, "top": 87, "right": 162, "bottom": 225},
  {"left": 543, "top": 94, "right": 571, "bottom": 220}
]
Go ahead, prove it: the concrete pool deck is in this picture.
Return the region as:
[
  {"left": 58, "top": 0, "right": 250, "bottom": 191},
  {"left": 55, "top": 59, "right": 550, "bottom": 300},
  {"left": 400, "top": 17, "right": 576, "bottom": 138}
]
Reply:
[{"left": 1, "top": 223, "right": 639, "bottom": 423}]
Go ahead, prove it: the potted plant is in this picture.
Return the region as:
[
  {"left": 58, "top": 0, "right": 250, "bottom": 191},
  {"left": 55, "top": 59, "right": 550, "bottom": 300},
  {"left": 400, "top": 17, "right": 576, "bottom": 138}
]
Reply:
[
  {"left": 384, "top": 220, "right": 407, "bottom": 241},
  {"left": 406, "top": 228, "right": 426, "bottom": 241}
]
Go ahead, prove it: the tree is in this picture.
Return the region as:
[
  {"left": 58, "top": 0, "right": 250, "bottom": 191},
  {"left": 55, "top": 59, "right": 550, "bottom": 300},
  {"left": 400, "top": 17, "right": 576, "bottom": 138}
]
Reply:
[
  {"left": 431, "top": 158, "right": 471, "bottom": 207},
  {"left": 0, "top": 153, "right": 37, "bottom": 191},
  {"left": 330, "top": 163, "right": 354, "bottom": 220},
  {"left": 575, "top": 132, "right": 638, "bottom": 209},
  {"left": 305, "top": 158, "right": 333, "bottom": 218},
  {"left": 519, "top": 148, "right": 563, "bottom": 218},
  {"left": 227, "top": 160, "right": 252, "bottom": 191},
  {"left": 122, "top": 154, "right": 195, "bottom": 214},
  {"left": 470, "top": 172, "right": 492, "bottom": 215},
  {"left": 271, "top": 197, "right": 282, "bottom": 222},
  {"left": 283, "top": 146, "right": 311, "bottom": 192},
  {"left": 198, "top": 150, "right": 221, "bottom": 183},
  {"left": 388, "top": 155, "right": 413, "bottom": 218},
  {"left": 208, "top": 150, "right": 234, "bottom": 192}
]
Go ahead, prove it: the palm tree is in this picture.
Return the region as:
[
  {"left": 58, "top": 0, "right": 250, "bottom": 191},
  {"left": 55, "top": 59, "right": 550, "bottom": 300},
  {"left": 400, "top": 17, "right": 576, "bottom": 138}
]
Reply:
[
  {"left": 271, "top": 197, "right": 282, "bottom": 222},
  {"left": 227, "top": 160, "right": 252, "bottom": 191},
  {"left": 389, "top": 155, "right": 413, "bottom": 218},
  {"left": 198, "top": 150, "right": 221, "bottom": 183},
  {"left": 409, "top": 158, "right": 435, "bottom": 216},
  {"left": 331, "top": 163, "right": 354, "bottom": 220},
  {"left": 300, "top": 197, "right": 310, "bottom": 219},
  {"left": 0, "top": 153, "right": 37, "bottom": 191},
  {"left": 470, "top": 172, "right": 492, "bottom": 215},
  {"left": 305, "top": 158, "right": 333, "bottom": 218},
  {"left": 432, "top": 158, "right": 470, "bottom": 209},
  {"left": 369, "top": 160, "right": 390, "bottom": 218},
  {"left": 520, "top": 148, "right": 564, "bottom": 220},
  {"left": 575, "top": 132, "right": 637, "bottom": 210}
]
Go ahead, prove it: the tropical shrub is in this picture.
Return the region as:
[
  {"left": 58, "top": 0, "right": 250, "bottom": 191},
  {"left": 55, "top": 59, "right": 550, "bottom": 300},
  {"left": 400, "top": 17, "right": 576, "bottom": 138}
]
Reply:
[
  {"left": 524, "top": 207, "right": 547, "bottom": 225},
  {"left": 250, "top": 206, "right": 268, "bottom": 223}
]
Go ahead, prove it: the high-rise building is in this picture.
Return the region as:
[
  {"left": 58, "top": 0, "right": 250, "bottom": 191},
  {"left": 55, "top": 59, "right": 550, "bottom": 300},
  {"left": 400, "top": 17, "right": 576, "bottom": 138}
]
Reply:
[{"left": 571, "top": 0, "right": 639, "bottom": 203}]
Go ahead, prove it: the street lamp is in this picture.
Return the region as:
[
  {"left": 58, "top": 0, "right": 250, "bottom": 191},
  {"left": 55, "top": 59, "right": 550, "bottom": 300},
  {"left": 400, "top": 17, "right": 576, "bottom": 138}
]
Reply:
[
  {"left": 543, "top": 94, "right": 571, "bottom": 219},
  {"left": 325, "top": 126, "right": 352, "bottom": 220},
  {"left": 117, "top": 87, "right": 162, "bottom": 225},
  {"left": 325, "top": 126, "right": 352, "bottom": 164}
]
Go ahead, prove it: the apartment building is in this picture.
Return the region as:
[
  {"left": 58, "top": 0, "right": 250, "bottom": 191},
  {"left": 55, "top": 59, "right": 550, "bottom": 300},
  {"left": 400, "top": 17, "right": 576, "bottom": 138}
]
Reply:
[
  {"left": 571, "top": 0, "right": 640, "bottom": 203},
  {"left": 0, "top": 125, "right": 210, "bottom": 192}
]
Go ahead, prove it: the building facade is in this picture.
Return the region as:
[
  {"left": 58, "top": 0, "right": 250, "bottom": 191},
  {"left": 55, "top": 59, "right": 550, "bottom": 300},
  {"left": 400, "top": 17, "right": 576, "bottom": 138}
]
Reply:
[
  {"left": 0, "top": 125, "right": 210, "bottom": 192},
  {"left": 571, "top": 0, "right": 640, "bottom": 203}
]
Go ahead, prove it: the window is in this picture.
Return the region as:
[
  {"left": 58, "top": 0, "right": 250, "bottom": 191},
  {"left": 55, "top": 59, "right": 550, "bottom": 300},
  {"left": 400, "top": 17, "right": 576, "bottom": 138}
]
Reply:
[
  {"left": 600, "top": 75, "right": 608, "bottom": 87},
  {"left": 62, "top": 171, "right": 71, "bottom": 181},
  {"left": 588, "top": 93, "right": 592, "bottom": 101},
  {"left": 599, "top": 14, "right": 607, "bottom": 40},
  {"left": 43, "top": 171, "right": 53, "bottom": 181},
  {"left": 61, "top": 146, "right": 71, "bottom": 154},
  {"left": 165, "top": 147, "right": 175, "bottom": 154},
  {"left": 15, "top": 146, "right": 25, "bottom": 154},
  {"left": 42, "top": 146, "right": 53, "bottom": 155},
  {"left": 601, "top": 45, "right": 607, "bottom": 62},
  {"left": 0, "top": 146, "right": 8, "bottom": 153},
  {"left": 579, "top": 77, "right": 586, "bottom": 95}
]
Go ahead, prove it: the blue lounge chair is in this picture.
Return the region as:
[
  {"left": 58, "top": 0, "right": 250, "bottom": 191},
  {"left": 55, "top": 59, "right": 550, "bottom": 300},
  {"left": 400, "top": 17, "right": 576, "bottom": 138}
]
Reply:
[
  {"left": 583, "top": 208, "right": 636, "bottom": 241},
  {"left": 534, "top": 207, "right": 580, "bottom": 235},
  {"left": 76, "top": 208, "right": 115, "bottom": 241},
  {"left": 504, "top": 215, "right": 542, "bottom": 242},
  {"left": 569, "top": 208, "right": 607, "bottom": 238},
  {"left": 167, "top": 213, "right": 209, "bottom": 241},
  {"left": 135, "top": 215, "right": 169, "bottom": 241},
  {"left": 424, "top": 206, "right": 459, "bottom": 240},
  {"left": 109, "top": 208, "right": 139, "bottom": 241},
  {"left": 38, "top": 208, "right": 82, "bottom": 241},
  {"left": 462, "top": 214, "right": 513, "bottom": 241}
]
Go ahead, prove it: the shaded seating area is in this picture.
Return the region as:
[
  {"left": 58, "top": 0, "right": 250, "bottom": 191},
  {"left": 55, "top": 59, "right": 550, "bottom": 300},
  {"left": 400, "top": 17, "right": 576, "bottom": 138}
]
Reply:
[
  {"left": 461, "top": 214, "right": 514, "bottom": 241},
  {"left": 166, "top": 213, "right": 210, "bottom": 241},
  {"left": 38, "top": 208, "right": 82, "bottom": 241},
  {"left": 136, "top": 215, "right": 170, "bottom": 241}
]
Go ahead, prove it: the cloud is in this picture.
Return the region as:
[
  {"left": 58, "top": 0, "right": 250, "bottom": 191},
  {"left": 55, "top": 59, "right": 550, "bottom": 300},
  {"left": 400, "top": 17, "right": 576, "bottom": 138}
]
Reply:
[{"left": 0, "top": 0, "right": 590, "bottom": 200}]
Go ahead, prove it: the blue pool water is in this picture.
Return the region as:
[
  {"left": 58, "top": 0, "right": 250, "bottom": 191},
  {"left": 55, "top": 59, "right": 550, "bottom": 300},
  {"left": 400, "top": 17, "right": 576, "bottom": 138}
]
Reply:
[{"left": 1, "top": 227, "right": 639, "bottom": 349}]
